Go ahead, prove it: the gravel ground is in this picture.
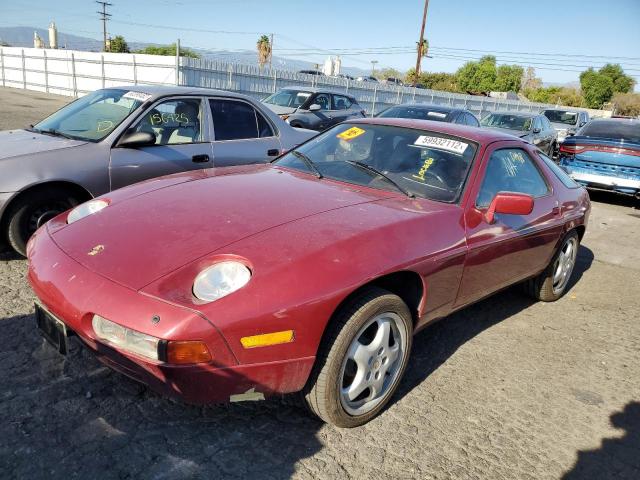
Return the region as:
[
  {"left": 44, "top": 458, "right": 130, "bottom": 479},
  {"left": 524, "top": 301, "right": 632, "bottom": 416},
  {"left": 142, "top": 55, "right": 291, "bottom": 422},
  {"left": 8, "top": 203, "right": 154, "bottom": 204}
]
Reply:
[{"left": 1, "top": 87, "right": 639, "bottom": 479}]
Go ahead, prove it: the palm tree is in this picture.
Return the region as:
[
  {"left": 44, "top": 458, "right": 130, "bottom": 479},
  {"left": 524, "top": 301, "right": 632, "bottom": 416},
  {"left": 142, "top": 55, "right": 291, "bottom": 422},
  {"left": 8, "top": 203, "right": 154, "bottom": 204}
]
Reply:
[
  {"left": 257, "top": 35, "right": 272, "bottom": 70},
  {"left": 417, "top": 38, "right": 429, "bottom": 58}
]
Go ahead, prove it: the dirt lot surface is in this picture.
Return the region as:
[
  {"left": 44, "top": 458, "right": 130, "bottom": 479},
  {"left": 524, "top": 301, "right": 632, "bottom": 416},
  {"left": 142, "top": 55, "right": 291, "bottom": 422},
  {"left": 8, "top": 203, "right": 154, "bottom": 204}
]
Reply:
[{"left": 0, "top": 87, "right": 638, "bottom": 479}]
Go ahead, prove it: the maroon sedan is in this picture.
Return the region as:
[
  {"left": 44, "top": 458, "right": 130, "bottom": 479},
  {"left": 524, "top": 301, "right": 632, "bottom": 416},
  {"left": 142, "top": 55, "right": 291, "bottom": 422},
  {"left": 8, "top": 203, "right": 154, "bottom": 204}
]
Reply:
[{"left": 27, "top": 119, "right": 590, "bottom": 427}]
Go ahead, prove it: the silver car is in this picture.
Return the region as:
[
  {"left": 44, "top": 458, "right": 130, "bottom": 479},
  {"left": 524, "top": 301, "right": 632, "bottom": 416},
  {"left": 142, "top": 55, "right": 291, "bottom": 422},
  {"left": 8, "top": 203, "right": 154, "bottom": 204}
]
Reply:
[
  {"left": 542, "top": 109, "right": 590, "bottom": 146},
  {"left": 0, "top": 86, "right": 316, "bottom": 256}
]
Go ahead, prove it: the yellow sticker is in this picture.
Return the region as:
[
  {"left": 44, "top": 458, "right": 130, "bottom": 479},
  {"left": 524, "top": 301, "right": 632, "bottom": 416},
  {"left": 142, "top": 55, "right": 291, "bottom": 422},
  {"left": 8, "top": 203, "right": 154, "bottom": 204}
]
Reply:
[{"left": 337, "top": 126, "right": 366, "bottom": 141}]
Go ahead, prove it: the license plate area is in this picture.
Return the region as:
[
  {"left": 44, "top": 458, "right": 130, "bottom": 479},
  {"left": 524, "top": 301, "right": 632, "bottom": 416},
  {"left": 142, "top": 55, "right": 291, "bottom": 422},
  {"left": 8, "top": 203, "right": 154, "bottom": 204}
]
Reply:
[{"left": 35, "top": 304, "right": 69, "bottom": 355}]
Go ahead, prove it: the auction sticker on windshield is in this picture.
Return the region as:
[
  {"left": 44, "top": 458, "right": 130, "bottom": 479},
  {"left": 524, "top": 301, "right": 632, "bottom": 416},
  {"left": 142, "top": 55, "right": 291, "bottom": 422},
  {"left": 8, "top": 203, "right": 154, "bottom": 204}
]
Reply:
[
  {"left": 337, "top": 126, "right": 366, "bottom": 141},
  {"left": 414, "top": 135, "right": 468, "bottom": 155},
  {"left": 123, "top": 91, "right": 152, "bottom": 102}
]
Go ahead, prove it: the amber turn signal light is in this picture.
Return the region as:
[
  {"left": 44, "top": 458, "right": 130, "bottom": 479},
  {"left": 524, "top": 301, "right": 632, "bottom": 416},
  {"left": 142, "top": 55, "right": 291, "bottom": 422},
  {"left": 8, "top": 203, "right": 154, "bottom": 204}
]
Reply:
[
  {"left": 240, "top": 330, "right": 295, "bottom": 349},
  {"left": 166, "top": 341, "right": 212, "bottom": 364}
]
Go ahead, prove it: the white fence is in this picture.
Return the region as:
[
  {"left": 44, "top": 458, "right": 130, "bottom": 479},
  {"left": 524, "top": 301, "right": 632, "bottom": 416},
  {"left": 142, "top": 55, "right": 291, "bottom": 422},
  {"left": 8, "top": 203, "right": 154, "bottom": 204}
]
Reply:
[{"left": 0, "top": 46, "right": 607, "bottom": 118}]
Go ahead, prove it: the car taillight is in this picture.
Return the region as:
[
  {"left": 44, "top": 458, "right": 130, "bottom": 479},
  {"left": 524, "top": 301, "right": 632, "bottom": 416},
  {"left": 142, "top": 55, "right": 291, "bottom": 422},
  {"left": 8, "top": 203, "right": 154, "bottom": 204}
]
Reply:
[{"left": 559, "top": 144, "right": 585, "bottom": 154}]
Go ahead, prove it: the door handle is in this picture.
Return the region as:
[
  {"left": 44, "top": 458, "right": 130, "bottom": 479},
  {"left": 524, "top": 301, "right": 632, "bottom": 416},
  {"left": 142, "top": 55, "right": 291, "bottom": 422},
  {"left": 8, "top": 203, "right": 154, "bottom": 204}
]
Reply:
[
  {"left": 192, "top": 154, "right": 210, "bottom": 163},
  {"left": 267, "top": 149, "right": 280, "bottom": 157},
  {"left": 551, "top": 201, "right": 561, "bottom": 216}
]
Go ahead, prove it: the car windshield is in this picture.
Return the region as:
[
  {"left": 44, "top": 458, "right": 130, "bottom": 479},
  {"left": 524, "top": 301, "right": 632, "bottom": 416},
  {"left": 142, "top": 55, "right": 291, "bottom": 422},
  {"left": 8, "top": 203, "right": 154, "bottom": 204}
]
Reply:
[
  {"left": 579, "top": 121, "right": 640, "bottom": 143},
  {"left": 33, "top": 88, "right": 146, "bottom": 142},
  {"left": 481, "top": 113, "right": 532, "bottom": 131},
  {"left": 275, "top": 123, "right": 478, "bottom": 203},
  {"left": 544, "top": 110, "right": 578, "bottom": 126},
  {"left": 263, "top": 90, "right": 311, "bottom": 108},
  {"left": 377, "top": 106, "right": 451, "bottom": 122}
]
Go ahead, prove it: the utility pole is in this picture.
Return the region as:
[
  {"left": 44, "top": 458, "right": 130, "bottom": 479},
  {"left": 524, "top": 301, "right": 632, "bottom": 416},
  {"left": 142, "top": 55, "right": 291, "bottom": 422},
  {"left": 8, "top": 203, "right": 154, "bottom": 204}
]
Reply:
[
  {"left": 413, "top": 0, "right": 429, "bottom": 87},
  {"left": 96, "top": 1, "right": 112, "bottom": 52},
  {"left": 371, "top": 60, "right": 378, "bottom": 77}
]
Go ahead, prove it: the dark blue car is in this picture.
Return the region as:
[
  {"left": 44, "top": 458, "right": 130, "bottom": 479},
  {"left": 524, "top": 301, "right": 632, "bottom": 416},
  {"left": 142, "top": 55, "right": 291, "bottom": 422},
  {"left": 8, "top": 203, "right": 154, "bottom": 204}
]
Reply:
[{"left": 559, "top": 118, "right": 640, "bottom": 200}]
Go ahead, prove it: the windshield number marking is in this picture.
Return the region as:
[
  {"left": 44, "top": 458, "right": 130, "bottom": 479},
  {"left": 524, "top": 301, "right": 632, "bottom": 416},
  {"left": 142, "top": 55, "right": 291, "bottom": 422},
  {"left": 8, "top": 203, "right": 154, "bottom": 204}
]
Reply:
[
  {"left": 123, "top": 91, "right": 152, "bottom": 102},
  {"left": 414, "top": 135, "right": 468, "bottom": 154},
  {"left": 412, "top": 157, "right": 434, "bottom": 182}
]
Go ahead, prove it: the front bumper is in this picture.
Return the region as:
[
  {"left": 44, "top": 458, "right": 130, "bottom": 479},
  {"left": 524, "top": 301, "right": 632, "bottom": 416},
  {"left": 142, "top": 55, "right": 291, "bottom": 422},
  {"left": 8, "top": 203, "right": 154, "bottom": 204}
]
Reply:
[{"left": 27, "top": 226, "right": 314, "bottom": 404}]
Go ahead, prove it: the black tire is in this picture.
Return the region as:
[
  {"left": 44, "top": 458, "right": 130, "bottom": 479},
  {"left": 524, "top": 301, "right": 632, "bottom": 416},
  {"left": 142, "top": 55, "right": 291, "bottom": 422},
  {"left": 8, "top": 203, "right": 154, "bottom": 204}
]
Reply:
[
  {"left": 303, "top": 287, "right": 413, "bottom": 427},
  {"left": 524, "top": 230, "right": 580, "bottom": 302},
  {"left": 6, "top": 190, "right": 79, "bottom": 257}
]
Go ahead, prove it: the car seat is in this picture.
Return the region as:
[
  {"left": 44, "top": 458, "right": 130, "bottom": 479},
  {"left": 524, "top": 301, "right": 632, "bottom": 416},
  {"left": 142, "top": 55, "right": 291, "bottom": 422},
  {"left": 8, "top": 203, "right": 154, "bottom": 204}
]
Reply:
[{"left": 167, "top": 102, "right": 200, "bottom": 144}]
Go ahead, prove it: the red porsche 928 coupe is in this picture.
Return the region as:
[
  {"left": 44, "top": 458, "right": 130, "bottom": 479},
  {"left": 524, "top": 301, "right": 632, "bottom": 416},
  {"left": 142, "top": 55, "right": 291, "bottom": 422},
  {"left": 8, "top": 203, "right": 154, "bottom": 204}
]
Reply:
[{"left": 28, "top": 118, "right": 590, "bottom": 427}]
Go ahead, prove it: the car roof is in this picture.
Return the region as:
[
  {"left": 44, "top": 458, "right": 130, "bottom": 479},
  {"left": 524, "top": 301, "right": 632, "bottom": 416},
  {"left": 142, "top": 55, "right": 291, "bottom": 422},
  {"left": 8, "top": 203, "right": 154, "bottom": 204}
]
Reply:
[
  {"left": 588, "top": 117, "right": 640, "bottom": 125},
  {"left": 389, "top": 103, "right": 464, "bottom": 113},
  {"left": 110, "top": 84, "right": 254, "bottom": 101},
  {"left": 488, "top": 111, "right": 538, "bottom": 118},
  {"left": 279, "top": 86, "right": 354, "bottom": 96},
  {"left": 350, "top": 117, "right": 524, "bottom": 143}
]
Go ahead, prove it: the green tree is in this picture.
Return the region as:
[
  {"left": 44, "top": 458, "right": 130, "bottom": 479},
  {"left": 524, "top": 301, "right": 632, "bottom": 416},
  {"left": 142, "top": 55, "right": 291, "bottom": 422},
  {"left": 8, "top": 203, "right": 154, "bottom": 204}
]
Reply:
[
  {"left": 405, "top": 69, "right": 459, "bottom": 92},
  {"left": 494, "top": 65, "right": 524, "bottom": 92},
  {"left": 109, "top": 35, "right": 129, "bottom": 53},
  {"left": 256, "top": 35, "right": 272, "bottom": 69},
  {"left": 456, "top": 55, "right": 497, "bottom": 93},
  {"left": 524, "top": 86, "right": 584, "bottom": 107},
  {"left": 136, "top": 44, "right": 200, "bottom": 58},
  {"left": 580, "top": 69, "right": 614, "bottom": 108},
  {"left": 521, "top": 67, "right": 542, "bottom": 91},
  {"left": 598, "top": 63, "right": 635, "bottom": 94}
]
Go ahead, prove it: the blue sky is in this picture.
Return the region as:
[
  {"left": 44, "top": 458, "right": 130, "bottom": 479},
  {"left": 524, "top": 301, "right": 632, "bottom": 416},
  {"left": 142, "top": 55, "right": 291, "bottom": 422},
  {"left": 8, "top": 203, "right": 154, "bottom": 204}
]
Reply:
[{"left": 2, "top": 0, "right": 639, "bottom": 87}]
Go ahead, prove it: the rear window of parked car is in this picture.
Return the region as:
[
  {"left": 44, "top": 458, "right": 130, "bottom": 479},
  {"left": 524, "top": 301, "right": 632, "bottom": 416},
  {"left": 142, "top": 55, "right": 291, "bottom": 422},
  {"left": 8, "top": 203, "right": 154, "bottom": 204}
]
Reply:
[{"left": 579, "top": 120, "right": 640, "bottom": 143}]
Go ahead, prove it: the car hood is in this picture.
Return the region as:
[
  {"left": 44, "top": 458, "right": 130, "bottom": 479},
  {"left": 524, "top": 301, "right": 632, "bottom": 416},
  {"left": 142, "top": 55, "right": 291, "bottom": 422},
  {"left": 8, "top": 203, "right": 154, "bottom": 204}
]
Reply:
[
  {"left": 0, "top": 129, "right": 87, "bottom": 160},
  {"left": 483, "top": 127, "right": 530, "bottom": 139},
  {"left": 50, "top": 165, "right": 388, "bottom": 290},
  {"left": 263, "top": 104, "right": 298, "bottom": 115}
]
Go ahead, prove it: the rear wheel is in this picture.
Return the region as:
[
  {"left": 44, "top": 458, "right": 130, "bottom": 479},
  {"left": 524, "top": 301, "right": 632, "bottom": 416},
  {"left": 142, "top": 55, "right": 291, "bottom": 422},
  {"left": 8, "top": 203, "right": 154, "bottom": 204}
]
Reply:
[
  {"left": 6, "top": 190, "right": 79, "bottom": 256},
  {"left": 304, "top": 287, "right": 413, "bottom": 427},
  {"left": 524, "top": 230, "right": 579, "bottom": 302}
]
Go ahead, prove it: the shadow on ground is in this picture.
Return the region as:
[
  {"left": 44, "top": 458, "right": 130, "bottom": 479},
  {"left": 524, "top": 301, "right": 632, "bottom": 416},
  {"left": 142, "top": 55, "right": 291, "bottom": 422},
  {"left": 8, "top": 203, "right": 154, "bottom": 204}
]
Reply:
[
  {"left": 562, "top": 402, "right": 640, "bottom": 479},
  {"left": 588, "top": 190, "right": 638, "bottom": 209},
  {"left": 395, "top": 244, "right": 594, "bottom": 404}
]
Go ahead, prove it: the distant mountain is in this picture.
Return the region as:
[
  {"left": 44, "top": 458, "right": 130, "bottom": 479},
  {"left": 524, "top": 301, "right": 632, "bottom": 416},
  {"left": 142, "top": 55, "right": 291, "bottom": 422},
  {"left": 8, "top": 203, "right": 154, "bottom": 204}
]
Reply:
[{"left": 0, "top": 26, "right": 370, "bottom": 77}]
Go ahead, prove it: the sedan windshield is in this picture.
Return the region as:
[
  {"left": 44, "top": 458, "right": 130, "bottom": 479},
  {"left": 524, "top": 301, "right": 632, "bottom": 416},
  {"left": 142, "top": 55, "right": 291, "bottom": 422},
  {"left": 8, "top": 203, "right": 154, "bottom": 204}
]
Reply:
[
  {"left": 275, "top": 123, "right": 477, "bottom": 203},
  {"left": 377, "top": 106, "right": 451, "bottom": 122},
  {"left": 34, "top": 88, "right": 145, "bottom": 141},
  {"left": 543, "top": 110, "right": 578, "bottom": 126},
  {"left": 481, "top": 113, "right": 532, "bottom": 131},
  {"left": 263, "top": 90, "right": 311, "bottom": 108}
]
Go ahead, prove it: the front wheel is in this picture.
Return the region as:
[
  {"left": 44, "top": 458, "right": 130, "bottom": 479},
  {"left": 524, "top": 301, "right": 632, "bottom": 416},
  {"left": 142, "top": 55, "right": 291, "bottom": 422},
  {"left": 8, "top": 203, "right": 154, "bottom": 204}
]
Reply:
[
  {"left": 524, "top": 230, "right": 579, "bottom": 302},
  {"left": 6, "top": 190, "right": 79, "bottom": 257},
  {"left": 303, "top": 287, "right": 413, "bottom": 427}
]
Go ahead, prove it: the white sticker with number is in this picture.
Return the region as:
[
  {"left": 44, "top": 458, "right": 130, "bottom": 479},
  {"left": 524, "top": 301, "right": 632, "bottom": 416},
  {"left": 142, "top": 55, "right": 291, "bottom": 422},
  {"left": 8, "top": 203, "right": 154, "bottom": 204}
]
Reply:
[
  {"left": 123, "top": 91, "right": 152, "bottom": 102},
  {"left": 414, "top": 135, "right": 468, "bottom": 154}
]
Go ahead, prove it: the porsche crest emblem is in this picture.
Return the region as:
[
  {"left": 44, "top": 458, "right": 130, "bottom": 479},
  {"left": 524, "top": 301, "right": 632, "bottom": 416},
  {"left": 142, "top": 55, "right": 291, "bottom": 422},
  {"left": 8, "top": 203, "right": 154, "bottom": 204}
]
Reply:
[{"left": 88, "top": 245, "right": 105, "bottom": 256}]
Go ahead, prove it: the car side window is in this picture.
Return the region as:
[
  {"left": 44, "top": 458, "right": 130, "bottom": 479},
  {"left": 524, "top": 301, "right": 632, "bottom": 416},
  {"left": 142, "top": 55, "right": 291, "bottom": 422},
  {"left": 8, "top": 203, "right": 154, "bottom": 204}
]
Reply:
[
  {"left": 476, "top": 148, "right": 549, "bottom": 208},
  {"left": 537, "top": 152, "right": 580, "bottom": 189},
  {"left": 132, "top": 98, "right": 202, "bottom": 145},
  {"left": 209, "top": 99, "right": 267, "bottom": 141},
  {"left": 313, "top": 94, "right": 331, "bottom": 111},
  {"left": 465, "top": 113, "right": 479, "bottom": 126},
  {"left": 533, "top": 117, "right": 542, "bottom": 131},
  {"left": 333, "top": 95, "right": 352, "bottom": 110}
]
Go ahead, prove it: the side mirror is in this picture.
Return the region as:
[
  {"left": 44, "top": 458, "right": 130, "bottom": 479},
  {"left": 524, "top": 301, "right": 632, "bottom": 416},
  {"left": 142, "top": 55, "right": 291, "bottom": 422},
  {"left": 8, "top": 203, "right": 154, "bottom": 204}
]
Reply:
[
  {"left": 567, "top": 131, "right": 576, "bottom": 137},
  {"left": 117, "top": 131, "right": 156, "bottom": 148},
  {"left": 309, "top": 104, "right": 321, "bottom": 112},
  {"left": 485, "top": 192, "right": 534, "bottom": 224},
  {"left": 533, "top": 128, "right": 541, "bottom": 134}
]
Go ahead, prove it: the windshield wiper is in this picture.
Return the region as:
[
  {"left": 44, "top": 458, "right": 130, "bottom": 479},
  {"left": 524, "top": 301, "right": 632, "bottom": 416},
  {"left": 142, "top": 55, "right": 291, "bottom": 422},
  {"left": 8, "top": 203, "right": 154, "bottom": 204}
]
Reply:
[
  {"left": 290, "top": 151, "right": 323, "bottom": 179},
  {"left": 34, "top": 128, "right": 76, "bottom": 140},
  {"left": 344, "top": 160, "right": 414, "bottom": 198}
]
